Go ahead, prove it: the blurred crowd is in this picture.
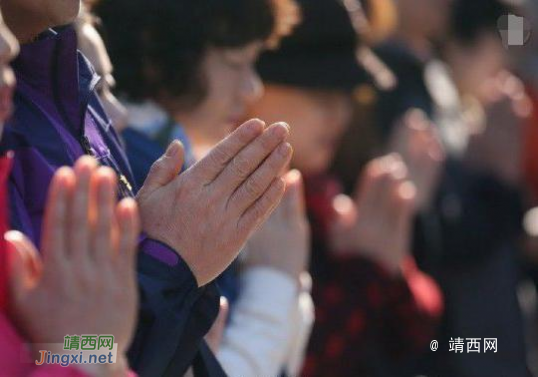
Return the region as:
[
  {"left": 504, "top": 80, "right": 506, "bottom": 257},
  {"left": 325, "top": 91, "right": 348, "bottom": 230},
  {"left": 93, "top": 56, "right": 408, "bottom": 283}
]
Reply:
[{"left": 0, "top": 0, "right": 537, "bottom": 376}]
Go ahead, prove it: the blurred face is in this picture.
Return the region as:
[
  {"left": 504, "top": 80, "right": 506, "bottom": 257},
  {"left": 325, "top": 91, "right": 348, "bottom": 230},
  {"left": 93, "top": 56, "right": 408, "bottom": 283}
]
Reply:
[
  {"left": 0, "top": 11, "right": 19, "bottom": 139},
  {"left": 397, "top": 0, "right": 453, "bottom": 40},
  {"left": 250, "top": 85, "right": 353, "bottom": 175},
  {"left": 1, "top": 0, "right": 80, "bottom": 42},
  {"left": 77, "top": 22, "right": 128, "bottom": 132},
  {"left": 449, "top": 33, "right": 507, "bottom": 101},
  {"left": 175, "top": 42, "right": 264, "bottom": 144}
]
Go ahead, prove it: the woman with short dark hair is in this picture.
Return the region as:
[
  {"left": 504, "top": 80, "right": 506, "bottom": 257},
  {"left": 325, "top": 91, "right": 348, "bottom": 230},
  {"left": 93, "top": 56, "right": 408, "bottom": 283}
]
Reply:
[
  {"left": 96, "top": 2, "right": 316, "bottom": 376},
  {"left": 96, "top": 0, "right": 299, "bottom": 182}
]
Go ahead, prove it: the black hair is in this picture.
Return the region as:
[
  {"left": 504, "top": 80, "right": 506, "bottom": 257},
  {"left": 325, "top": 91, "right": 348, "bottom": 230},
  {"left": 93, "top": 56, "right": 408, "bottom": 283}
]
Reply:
[
  {"left": 450, "top": 0, "right": 517, "bottom": 45},
  {"left": 94, "top": 0, "right": 298, "bottom": 105}
]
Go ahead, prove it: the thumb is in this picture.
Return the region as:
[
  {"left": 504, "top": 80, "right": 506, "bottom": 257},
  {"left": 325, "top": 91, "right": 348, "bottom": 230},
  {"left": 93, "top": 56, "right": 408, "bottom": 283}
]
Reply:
[
  {"left": 5, "top": 231, "right": 42, "bottom": 301},
  {"left": 139, "top": 140, "right": 185, "bottom": 197},
  {"left": 283, "top": 170, "right": 306, "bottom": 219},
  {"left": 332, "top": 194, "right": 357, "bottom": 228},
  {"left": 391, "top": 181, "right": 416, "bottom": 239}
]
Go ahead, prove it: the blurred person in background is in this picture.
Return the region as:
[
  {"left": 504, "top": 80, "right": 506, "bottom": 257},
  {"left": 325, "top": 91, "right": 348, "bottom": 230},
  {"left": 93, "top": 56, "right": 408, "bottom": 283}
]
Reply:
[
  {"left": 252, "top": 0, "right": 443, "bottom": 376},
  {"left": 361, "top": 0, "right": 532, "bottom": 375},
  {"left": 330, "top": 0, "right": 399, "bottom": 193},
  {"left": 94, "top": 1, "right": 316, "bottom": 376},
  {"left": 438, "top": 1, "right": 531, "bottom": 376},
  {"left": 444, "top": 0, "right": 530, "bottom": 187},
  {"left": 0, "top": 0, "right": 295, "bottom": 375}
]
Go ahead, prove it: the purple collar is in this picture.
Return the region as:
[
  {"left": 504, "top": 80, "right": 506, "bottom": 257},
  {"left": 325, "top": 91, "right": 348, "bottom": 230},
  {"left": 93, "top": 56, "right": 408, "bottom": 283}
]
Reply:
[{"left": 12, "top": 26, "right": 98, "bottom": 136}]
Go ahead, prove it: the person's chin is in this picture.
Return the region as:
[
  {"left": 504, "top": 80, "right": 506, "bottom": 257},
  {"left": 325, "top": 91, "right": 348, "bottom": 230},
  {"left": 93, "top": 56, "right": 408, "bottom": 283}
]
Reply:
[{"left": 56, "top": 0, "right": 82, "bottom": 25}]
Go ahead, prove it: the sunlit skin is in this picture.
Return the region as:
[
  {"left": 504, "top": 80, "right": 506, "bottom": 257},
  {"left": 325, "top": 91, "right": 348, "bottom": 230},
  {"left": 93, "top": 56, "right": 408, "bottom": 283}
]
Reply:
[
  {"left": 76, "top": 20, "right": 128, "bottom": 132},
  {"left": 1, "top": 0, "right": 81, "bottom": 43},
  {"left": 249, "top": 84, "right": 353, "bottom": 175},
  {"left": 173, "top": 42, "right": 265, "bottom": 159}
]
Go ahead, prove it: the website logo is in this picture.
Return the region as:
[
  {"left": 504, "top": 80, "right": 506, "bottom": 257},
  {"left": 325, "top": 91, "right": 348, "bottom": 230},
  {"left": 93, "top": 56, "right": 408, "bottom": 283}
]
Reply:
[{"left": 33, "top": 334, "right": 119, "bottom": 368}]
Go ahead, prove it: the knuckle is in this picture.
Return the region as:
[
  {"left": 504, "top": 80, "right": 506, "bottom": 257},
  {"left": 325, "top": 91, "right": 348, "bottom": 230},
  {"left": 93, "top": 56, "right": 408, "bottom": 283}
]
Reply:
[
  {"left": 243, "top": 177, "right": 262, "bottom": 198},
  {"left": 259, "top": 188, "right": 276, "bottom": 211},
  {"left": 148, "top": 158, "right": 164, "bottom": 176},
  {"left": 250, "top": 204, "right": 265, "bottom": 224},
  {"left": 231, "top": 155, "right": 252, "bottom": 179}
]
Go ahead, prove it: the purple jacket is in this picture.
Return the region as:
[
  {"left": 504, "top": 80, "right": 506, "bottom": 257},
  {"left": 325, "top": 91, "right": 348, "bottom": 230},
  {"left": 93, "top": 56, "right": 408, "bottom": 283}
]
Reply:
[{"left": 0, "top": 26, "right": 224, "bottom": 377}]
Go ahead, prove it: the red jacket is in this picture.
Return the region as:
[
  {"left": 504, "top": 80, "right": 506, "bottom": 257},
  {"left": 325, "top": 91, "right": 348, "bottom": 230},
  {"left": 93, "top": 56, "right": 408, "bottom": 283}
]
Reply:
[{"left": 302, "top": 175, "right": 443, "bottom": 377}]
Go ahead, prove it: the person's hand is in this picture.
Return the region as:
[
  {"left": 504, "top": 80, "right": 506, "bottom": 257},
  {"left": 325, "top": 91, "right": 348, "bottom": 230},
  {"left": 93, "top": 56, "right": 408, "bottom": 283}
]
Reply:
[
  {"left": 330, "top": 155, "right": 416, "bottom": 275},
  {"left": 465, "top": 72, "right": 531, "bottom": 186},
  {"left": 242, "top": 170, "right": 310, "bottom": 281},
  {"left": 137, "top": 119, "right": 293, "bottom": 286},
  {"left": 5, "top": 157, "right": 139, "bottom": 376},
  {"left": 388, "top": 109, "right": 445, "bottom": 211}
]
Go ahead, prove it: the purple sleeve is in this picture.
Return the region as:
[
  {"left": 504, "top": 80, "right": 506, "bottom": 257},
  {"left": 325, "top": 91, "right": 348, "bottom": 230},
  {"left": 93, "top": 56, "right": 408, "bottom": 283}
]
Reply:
[{"left": 138, "top": 235, "right": 198, "bottom": 287}]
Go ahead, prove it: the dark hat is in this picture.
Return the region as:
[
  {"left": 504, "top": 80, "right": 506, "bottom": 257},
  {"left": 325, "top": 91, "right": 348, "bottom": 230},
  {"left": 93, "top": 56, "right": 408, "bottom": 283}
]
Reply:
[{"left": 257, "top": 0, "right": 394, "bottom": 91}]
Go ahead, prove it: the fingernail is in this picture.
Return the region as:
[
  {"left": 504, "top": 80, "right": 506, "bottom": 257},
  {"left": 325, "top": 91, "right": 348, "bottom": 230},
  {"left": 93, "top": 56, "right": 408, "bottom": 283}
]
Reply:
[
  {"left": 244, "top": 119, "right": 265, "bottom": 134},
  {"left": 279, "top": 142, "right": 292, "bottom": 157},
  {"left": 279, "top": 122, "right": 290, "bottom": 132},
  {"left": 55, "top": 167, "right": 74, "bottom": 192},
  {"left": 272, "top": 123, "right": 289, "bottom": 138},
  {"left": 251, "top": 118, "right": 266, "bottom": 128},
  {"left": 166, "top": 141, "right": 180, "bottom": 157}
]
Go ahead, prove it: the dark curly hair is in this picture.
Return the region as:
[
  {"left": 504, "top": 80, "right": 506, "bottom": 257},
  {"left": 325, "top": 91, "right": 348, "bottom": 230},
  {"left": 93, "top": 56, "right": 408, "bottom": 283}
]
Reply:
[{"left": 94, "top": 0, "right": 299, "bottom": 106}]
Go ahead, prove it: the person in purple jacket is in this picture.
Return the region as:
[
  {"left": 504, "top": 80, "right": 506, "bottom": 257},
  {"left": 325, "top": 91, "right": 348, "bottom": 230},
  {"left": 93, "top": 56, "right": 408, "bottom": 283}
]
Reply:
[{"left": 0, "top": 0, "right": 293, "bottom": 376}]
